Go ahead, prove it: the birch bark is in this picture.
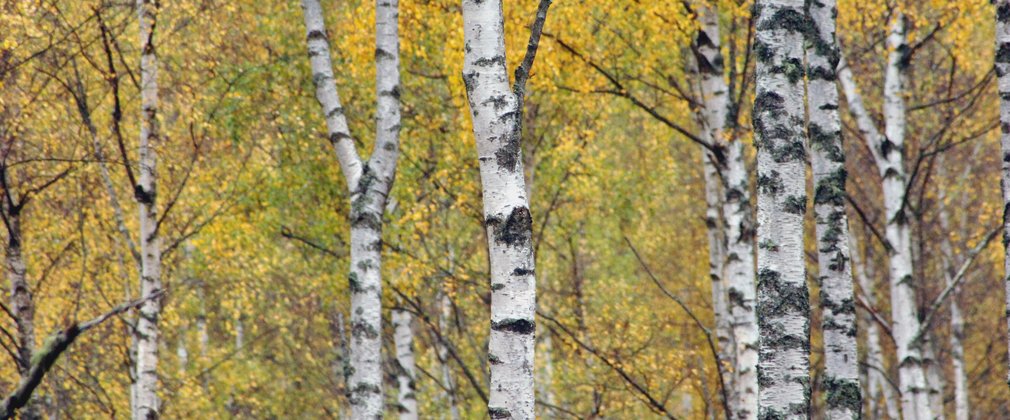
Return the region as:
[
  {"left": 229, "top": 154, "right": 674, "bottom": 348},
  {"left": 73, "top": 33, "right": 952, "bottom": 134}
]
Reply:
[
  {"left": 692, "top": 5, "right": 758, "bottom": 417},
  {"left": 850, "top": 236, "right": 900, "bottom": 419},
  {"left": 133, "top": 0, "right": 163, "bottom": 417},
  {"left": 880, "top": 16, "right": 931, "bottom": 419},
  {"left": 995, "top": 0, "right": 1010, "bottom": 397},
  {"left": 936, "top": 150, "right": 976, "bottom": 420},
  {"left": 804, "top": 0, "right": 860, "bottom": 417},
  {"left": 1, "top": 191, "right": 39, "bottom": 419},
  {"left": 837, "top": 16, "right": 931, "bottom": 416},
  {"left": 301, "top": 0, "right": 402, "bottom": 415},
  {"left": 437, "top": 290, "right": 460, "bottom": 420},
  {"left": 461, "top": 0, "right": 549, "bottom": 416},
  {"left": 753, "top": 1, "right": 810, "bottom": 417},
  {"left": 393, "top": 307, "right": 418, "bottom": 420}
]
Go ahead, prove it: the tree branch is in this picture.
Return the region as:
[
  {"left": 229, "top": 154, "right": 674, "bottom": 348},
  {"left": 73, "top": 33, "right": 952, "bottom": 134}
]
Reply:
[
  {"left": 1, "top": 290, "right": 163, "bottom": 419},
  {"left": 512, "top": 0, "right": 553, "bottom": 98}
]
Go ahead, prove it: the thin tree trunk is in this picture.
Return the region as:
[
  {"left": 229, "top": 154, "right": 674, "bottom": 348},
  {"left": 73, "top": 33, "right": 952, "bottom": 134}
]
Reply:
[
  {"left": 922, "top": 332, "right": 945, "bottom": 418},
  {"left": 538, "top": 330, "right": 556, "bottom": 415},
  {"left": 722, "top": 137, "right": 758, "bottom": 420},
  {"left": 838, "top": 15, "right": 931, "bottom": 417},
  {"left": 995, "top": 0, "right": 1010, "bottom": 397},
  {"left": 850, "top": 236, "right": 900, "bottom": 419},
  {"left": 301, "top": 0, "right": 402, "bottom": 415},
  {"left": 393, "top": 307, "right": 418, "bottom": 420},
  {"left": 690, "top": 9, "right": 731, "bottom": 413},
  {"left": 437, "top": 290, "right": 460, "bottom": 420},
  {"left": 461, "top": 0, "right": 549, "bottom": 416},
  {"left": 133, "top": 0, "right": 163, "bottom": 418},
  {"left": 753, "top": 0, "right": 810, "bottom": 417},
  {"left": 805, "top": 0, "right": 861, "bottom": 418},
  {"left": 880, "top": 15, "right": 931, "bottom": 419},
  {"left": 700, "top": 146, "right": 734, "bottom": 414},
  {"left": 692, "top": 5, "right": 758, "bottom": 417},
  {"left": 2, "top": 202, "right": 40, "bottom": 419},
  {"left": 937, "top": 155, "right": 970, "bottom": 420}
]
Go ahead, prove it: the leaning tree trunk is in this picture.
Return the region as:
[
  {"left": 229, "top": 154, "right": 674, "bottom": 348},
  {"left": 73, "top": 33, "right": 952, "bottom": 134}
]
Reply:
[
  {"left": 850, "top": 236, "right": 900, "bottom": 419},
  {"left": 837, "top": 14, "right": 930, "bottom": 418},
  {"left": 393, "top": 307, "right": 418, "bottom": 420},
  {"left": 880, "top": 15, "right": 931, "bottom": 419},
  {"left": 996, "top": 0, "right": 1010, "bottom": 397},
  {"left": 2, "top": 200, "right": 39, "bottom": 419},
  {"left": 437, "top": 289, "right": 461, "bottom": 420},
  {"left": 133, "top": 0, "right": 163, "bottom": 418},
  {"left": 752, "top": 0, "right": 810, "bottom": 418},
  {"left": 805, "top": 0, "right": 861, "bottom": 418},
  {"left": 937, "top": 148, "right": 978, "bottom": 420},
  {"left": 461, "top": 0, "right": 549, "bottom": 415},
  {"left": 301, "top": 0, "right": 402, "bottom": 415}
]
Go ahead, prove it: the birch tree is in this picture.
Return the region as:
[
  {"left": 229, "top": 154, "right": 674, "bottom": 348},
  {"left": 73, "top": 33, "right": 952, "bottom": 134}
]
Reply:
[
  {"left": 460, "top": 0, "right": 551, "bottom": 416},
  {"left": 134, "top": 0, "right": 164, "bottom": 417},
  {"left": 837, "top": 13, "right": 932, "bottom": 418},
  {"left": 850, "top": 235, "right": 900, "bottom": 419},
  {"left": 691, "top": 4, "right": 758, "bottom": 416},
  {"left": 1, "top": 157, "right": 39, "bottom": 420},
  {"left": 392, "top": 307, "right": 418, "bottom": 420},
  {"left": 804, "top": 0, "right": 860, "bottom": 417},
  {"left": 752, "top": 0, "right": 810, "bottom": 417},
  {"left": 996, "top": 0, "right": 1010, "bottom": 398},
  {"left": 300, "top": 0, "right": 402, "bottom": 415}
]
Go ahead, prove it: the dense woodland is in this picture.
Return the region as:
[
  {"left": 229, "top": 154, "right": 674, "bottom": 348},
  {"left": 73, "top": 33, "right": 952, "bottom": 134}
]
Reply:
[{"left": 1, "top": 0, "right": 1010, "bottom": 418}]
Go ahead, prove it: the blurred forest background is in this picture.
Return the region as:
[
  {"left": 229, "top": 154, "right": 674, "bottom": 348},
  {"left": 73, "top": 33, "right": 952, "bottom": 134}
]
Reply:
[{"left": 1, "top": 0, "right": 1008, "bottom": 418}]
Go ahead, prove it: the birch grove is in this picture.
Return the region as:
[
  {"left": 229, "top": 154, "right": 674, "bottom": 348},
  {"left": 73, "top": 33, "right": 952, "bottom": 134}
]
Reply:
[
  {"left": 301, "top": 0, "right": 402, "bottom": 415},
  {"left": 5, "top": 0, "right": 1010, "bottom": 417}
]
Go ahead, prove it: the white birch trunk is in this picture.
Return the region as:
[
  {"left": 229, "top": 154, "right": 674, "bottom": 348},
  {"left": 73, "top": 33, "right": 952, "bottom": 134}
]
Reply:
[
  {"left": 753, "top": 1, "right": 810, "bottom": 417},
  {"left": 995, "top": 0, "right": 1010, "bottom": 399},
  {"left": 301, "top": 0, "right": 402, "bottom": 415},
  {"left": 723, "top": 138, "right": 759, "bottom": 420},
  {"left": 693, "top": 11, "right": 735, "bottom": 414},
  {"left": 461, "top": 0, "right": 539, "bottom": 416},
  {"left": 805, "top": 1, "right": 861, "bottom": 417},
  {"left": 936, "top": 155, "right": 968, "bottom": 420},
  {"left": 437, "top": 290, "right": 460, "bottom": 420},
  {"left": 700, "top": 146, "right": 735, "bottom": 412},
  {"left": 692, "top": 5, "right": 758, "bottom": 416},
  {"left": 393, "top": 308, "right": 418, "bottom": 420},
  {"left": 850, "top": 237, "right": 900, "bottom": 419},
  {"left": 2, "top": 203, "right": 40, "bottom": 419},
  {"left": 133, "top": 0, "right": 163, "bottom": 417},
  {"left": 880, "top": 15, "right": 931, "bottom": 419},
  {"left": 538, "top": 330, "right": 556, "bottom": 414},
  {"left": 922, "top": 333, "right": 945, "bottom": 418},
  {"left": 838, "top": 15, "right": 931, "bottom": 418}
]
